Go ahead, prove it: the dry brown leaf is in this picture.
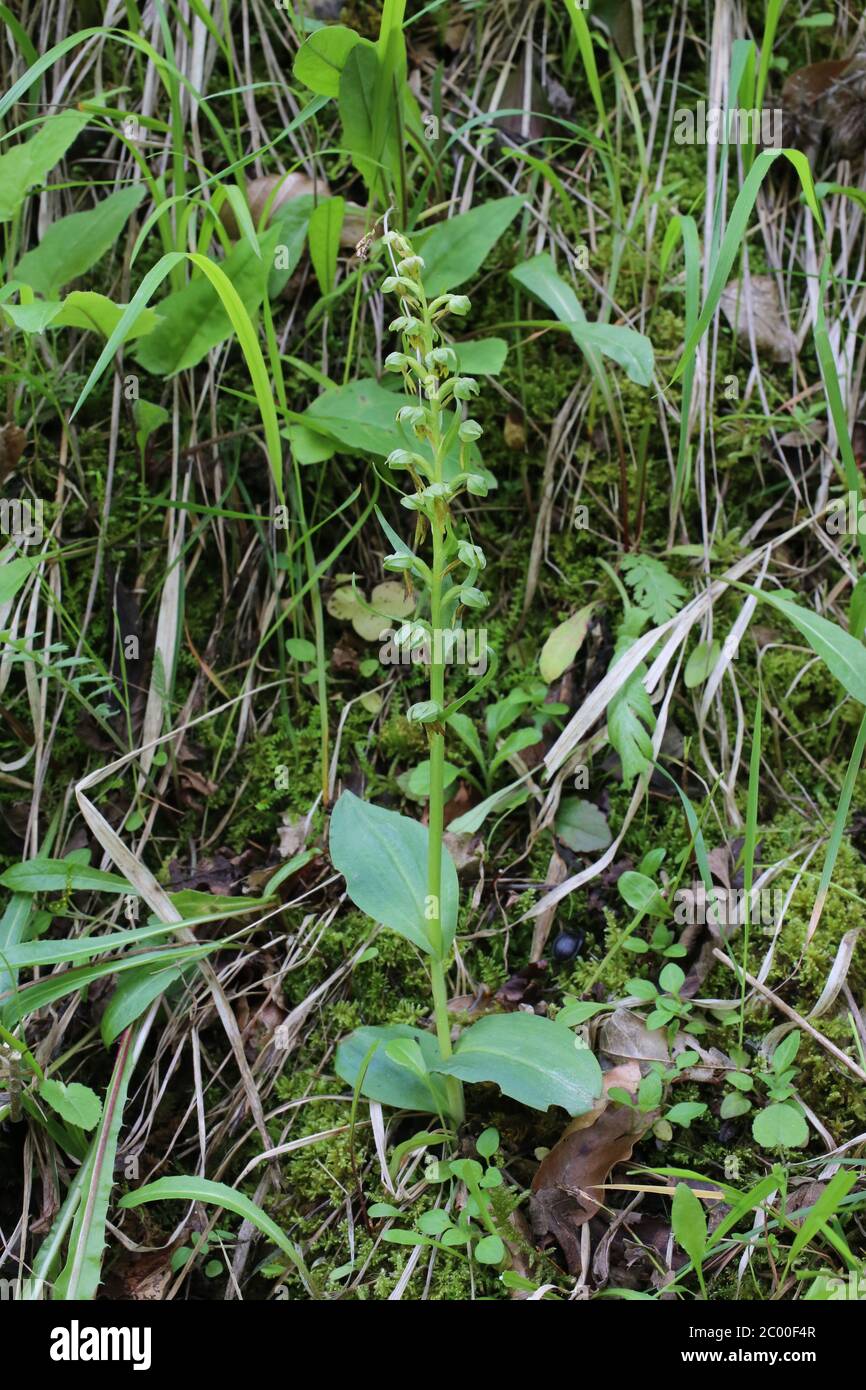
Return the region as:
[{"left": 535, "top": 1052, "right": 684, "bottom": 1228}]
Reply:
[
  {"left": 529, "top": 1086, "right": 651, "bottom": 1272},
  {"left": 598, "top": 1008, "right": 670, "bottom": 1066},
  {"left": 719, "top": 275, "right": 797, "bottom": 363}
]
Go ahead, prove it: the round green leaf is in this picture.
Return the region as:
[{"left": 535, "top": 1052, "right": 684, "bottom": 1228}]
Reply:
[
  {"left": 474, "top": 1234, "right": 505, "bottom": 1265},
  {"left": 752, "top": 1102, "right": 809, "bottom": 1149},
  {"left": 554, "top": 798, "right": 612, "bottom": 853}
]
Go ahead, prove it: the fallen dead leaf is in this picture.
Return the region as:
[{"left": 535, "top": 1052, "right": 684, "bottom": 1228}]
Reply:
[{"left": 719, "top": 275, "right": 797, "bottom": 363}]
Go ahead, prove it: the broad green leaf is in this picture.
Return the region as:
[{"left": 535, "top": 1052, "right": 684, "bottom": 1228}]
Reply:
[
  {"left": 666, "top": 1102, "right": 707, "bottom": 1128},
  {"left": 476, "top": 1126, "right": 499, "bottom": 1159},
  {"left": 100, "top": 961, "right": 192, "bottom": 1046},
  {"left": 329, "top": 790, "right": 459, "bottom": 956},
  {"left": 750, "top": 588, "right": 866, "bottom": 705},
  {"left": 293, "top": 24, "right": 367, "bottom": 98},
  {"left": 539, "top": 604, "right": 594, "bottom": 682},
  {"left": 554, "top": 798, "right": 612, "bottom": 852},
  {"left": 267, "top": 195, "right": 315, "bottom": 296},
  {"left": 772, "top": 1030, "right": 801, "bottom": 1074},
  {"left": 308, "top": 196, "right": 344, "bottom": 296},
  {"left": 301, "top": 377, "right": 486, "bottom": 482},
  {"left": 3, "top": 291, "right": 159, "bottom": 340},
  {"left": 431, "top": 1012, "right": 602, "bottom": 1116},
  {"left": 119, "top": 1177, "right": 305, "bottom": 1272},
  {"left": 0, "top": 109, "right": 89, "bottom": 222},
  {"left": 417, "top": 196, "right": 524, "bottom": 298},
  {"left": 403, "top": 759, "right": 460, "bottom": 799},
  {"left": 0, "top": 556, "right": 36, "bottom": 606},
  {"left": 511, "top": 253, "right": 654, "bottom": 385},
  {"left": 14, "top": 186, "right": 145, "bottom": 295},
  {"left": 569, "top": 321, "right": 654, "bottom": 387},
  {"left": 752, "top": 1102, "right": 809, "bottom": 1149},
  {"left": 659, "top": 962, "right": 685, "bottom": 994},
  {"left": 684, "top": 639, "right": 721, "bottom": 689},
  {"left": 0, "top": 858, "right": 134, "bottom": 895},
  {"left": 671, "top": 1182, "right": 707, "bottom": 1279},
  {"left": 134, "top": 398, "right": 169, "bottom": 457},
  {"left": 339, "top": 44, "right": 397, "bottom": 199},
  {"left": 488, "top": 725, "right": 541, "bottom": 776},
  {"left": 39, "top": 1079, "right": 102, "bottom": 1131},
  {"left": 617, "top": 870, "right": 667, "bottom": 916},
  {"left": 133, "top": 228, "right": 278, "bottom": 375},
  {"left": 454, "top": 338, "right": 508, "bottom": 375},
  {"left": 335, "top": 1023, "right": 450, "bottom": 1113}
]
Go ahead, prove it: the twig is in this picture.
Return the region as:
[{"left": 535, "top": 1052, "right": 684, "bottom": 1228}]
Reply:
[{"left": 712, "top": 949, "right": 866, "bottom": 1084}]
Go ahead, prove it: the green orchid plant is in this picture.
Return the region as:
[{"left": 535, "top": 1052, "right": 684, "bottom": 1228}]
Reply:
[{"left": 328, "top": 229, "right": 603, "bottom": 1131}]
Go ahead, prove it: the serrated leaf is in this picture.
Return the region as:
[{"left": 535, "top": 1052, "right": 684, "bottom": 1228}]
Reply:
[
  {"left": 39, "top": 1079, "right": 103, "bottom": 1131},
  {"left": 620, "top": 554, "right": 686, "bottom": 624},
  {"left": 431, "top": 1012, "right": 602, "bottom": 1116}
]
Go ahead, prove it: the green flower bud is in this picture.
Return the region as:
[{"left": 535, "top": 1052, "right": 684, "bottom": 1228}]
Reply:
[
  {"left": 458, "top": 418, "right": 483, "bottom": 442},
  {"left": 384, "top": 351, "right": 412, "bottom": 372},
  {"left": 455, "top": 586, "right": 487, "bottom": 609},
  {"left": 383, "top": 553, "right": 415, "bottom": 573},
  {"left": 385, "top": 448, "right": 417, "bottom": 469},
  {"left": 452, "top": 376, "right": 479, "bottom": 400},
  {"left": 407, "top": 700, "right": 443, "bottom": 724},
  {"left": 426, "top": 346, "right": 458, "bottom": 374},
  {"left": 457, "top": 540, "right": 486, "bottom": 569}
]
